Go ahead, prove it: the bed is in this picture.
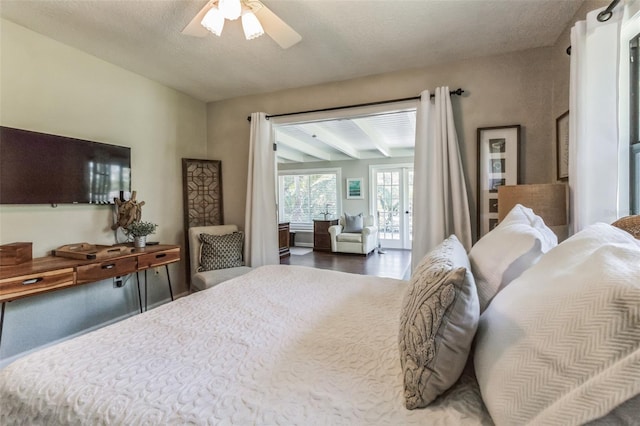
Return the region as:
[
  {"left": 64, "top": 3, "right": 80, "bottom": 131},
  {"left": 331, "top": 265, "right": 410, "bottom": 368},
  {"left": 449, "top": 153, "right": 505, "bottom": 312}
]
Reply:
[
  {"left": 1, "top": 206, "right": 639, "bottom": 425},
  {"left": 0, "top": 265, "right": 490, "bottom": 425}
]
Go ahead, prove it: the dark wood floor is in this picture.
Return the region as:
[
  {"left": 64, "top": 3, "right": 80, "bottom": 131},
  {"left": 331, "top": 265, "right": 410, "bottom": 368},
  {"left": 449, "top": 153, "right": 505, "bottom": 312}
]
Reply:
[{"left": 281, "top": 248, "right": 412, "bottom": 280}]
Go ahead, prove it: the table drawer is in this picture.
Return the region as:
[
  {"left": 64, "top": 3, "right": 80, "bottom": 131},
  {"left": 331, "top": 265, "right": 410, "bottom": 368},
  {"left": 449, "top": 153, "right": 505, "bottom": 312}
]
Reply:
[
  {"left": 137, "top": 249, "right": 180, "bottom": 269},
  {"left": 0, "top": 268, "right": 75, "bottom": 302},
  {"left": 76, "top": 257, "right": 137, "bottom": 284}
]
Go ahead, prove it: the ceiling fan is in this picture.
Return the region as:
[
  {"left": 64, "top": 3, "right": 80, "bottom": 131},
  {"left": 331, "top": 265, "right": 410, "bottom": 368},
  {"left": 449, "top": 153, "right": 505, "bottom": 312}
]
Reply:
[{"left": 182, "top": 0, "right": 302, "bottom": 49}]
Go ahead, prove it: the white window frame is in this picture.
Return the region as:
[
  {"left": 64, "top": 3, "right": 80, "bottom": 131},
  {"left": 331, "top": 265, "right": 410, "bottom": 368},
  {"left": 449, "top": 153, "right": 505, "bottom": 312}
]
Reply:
[{"left": 278, "top": 167, "right": 342, "bottom": 231}]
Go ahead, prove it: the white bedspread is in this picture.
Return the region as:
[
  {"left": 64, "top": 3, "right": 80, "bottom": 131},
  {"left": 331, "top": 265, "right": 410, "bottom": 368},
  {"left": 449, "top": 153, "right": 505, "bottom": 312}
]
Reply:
[{"left": 0, "top": 265, "right": 492, "bottom": 425}]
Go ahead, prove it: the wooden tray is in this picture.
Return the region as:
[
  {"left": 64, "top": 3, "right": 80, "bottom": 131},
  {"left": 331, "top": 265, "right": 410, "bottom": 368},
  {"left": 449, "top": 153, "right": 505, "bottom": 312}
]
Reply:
[{"left": 52, "top": 243, "right": 133, "bottom": 260}]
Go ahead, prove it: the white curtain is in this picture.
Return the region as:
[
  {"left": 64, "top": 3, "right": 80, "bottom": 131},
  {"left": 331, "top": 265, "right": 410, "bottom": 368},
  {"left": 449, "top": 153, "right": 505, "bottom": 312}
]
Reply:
[
  {"left": 569, "top": 7, "right": 623, "bottom": 232},
  {"left": 244, "top": 112, "right": 279, "bottom": 267},
  {"left": 411, "top": 87, "right": 472, "bottom": 272}
]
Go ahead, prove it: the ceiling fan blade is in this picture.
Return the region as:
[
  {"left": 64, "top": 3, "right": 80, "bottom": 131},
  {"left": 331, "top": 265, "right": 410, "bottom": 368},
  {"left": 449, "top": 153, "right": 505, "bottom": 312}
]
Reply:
[
  {"left": 253, "top": 2, "right": 302, "bottom": 49},
  {"left": 182, "top": 1, "right": 213, "bottom": 37}
]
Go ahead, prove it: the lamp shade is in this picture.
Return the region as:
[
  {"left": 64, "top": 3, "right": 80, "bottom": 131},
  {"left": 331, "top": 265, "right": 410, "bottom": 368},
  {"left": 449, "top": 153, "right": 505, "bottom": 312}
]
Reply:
[
  {"left": 219, "top": 0, "right": 242, "bottom": 21},
  {"left": 201, "top": 6, "right": 225, "bottom": 36},
  {"left": 242, "top": 11, "right": 264, "bottom": 40},
  {"left": 498, "top": 183, "right": 568, "bottom": 239}
]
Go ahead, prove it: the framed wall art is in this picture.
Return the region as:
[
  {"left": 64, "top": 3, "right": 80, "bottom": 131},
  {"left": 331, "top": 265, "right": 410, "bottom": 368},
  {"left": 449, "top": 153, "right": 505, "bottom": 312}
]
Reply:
[
  {"left": 346, "top": 178, "right": 364, "bottom": 199},
  {"left": 477, "top": 125, "right": 521, "bottom": 239},
  {"left": 556, "top": 110, "right": 569, "bottom": 181}
]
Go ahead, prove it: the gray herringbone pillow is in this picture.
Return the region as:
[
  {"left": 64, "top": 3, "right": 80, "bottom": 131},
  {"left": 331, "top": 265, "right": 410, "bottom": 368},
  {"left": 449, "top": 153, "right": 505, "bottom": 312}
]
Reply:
[
  {"left": 399, "top": 235, "right": 480, "bottom": 409},
  {"left": 198, "top": 232, "right": 244, "bottom": 271}
]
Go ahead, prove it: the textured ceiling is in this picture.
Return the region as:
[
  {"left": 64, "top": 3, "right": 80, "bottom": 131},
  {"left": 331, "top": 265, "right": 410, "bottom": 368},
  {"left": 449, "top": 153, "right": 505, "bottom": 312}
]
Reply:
[{"left": 0, "top": 0, "right": 584, "bottom": 103}]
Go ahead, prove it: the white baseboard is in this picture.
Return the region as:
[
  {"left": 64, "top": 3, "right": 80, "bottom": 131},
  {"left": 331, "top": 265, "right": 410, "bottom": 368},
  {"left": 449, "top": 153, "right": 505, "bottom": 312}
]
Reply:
[{"left": 294, "top": 242, "right": 313, "bottom": 248}]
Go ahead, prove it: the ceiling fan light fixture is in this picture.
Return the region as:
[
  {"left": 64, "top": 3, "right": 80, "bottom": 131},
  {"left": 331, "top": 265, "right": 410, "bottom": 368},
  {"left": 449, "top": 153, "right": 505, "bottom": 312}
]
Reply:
[
  {"left": 218, "top": 0, "right": 242, "bottom": 21},
  {"left": 201, "top": 6, "right": 225, "bottom": 36},
  {"left": 241, "top": 10, "right": 264, "bottom": 40}
]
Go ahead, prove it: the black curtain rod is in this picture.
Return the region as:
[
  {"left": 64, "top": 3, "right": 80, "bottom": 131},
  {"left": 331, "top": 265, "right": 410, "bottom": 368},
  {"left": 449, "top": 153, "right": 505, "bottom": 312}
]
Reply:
[
  {"left": 246, "top": 88, "right": 465, "bottom": 121},
  {"left": 567, "top": 0, "right": 620, "bottom": 55},
  {"left": 598, "top": 0, "right": 620, "bottom": 22}
]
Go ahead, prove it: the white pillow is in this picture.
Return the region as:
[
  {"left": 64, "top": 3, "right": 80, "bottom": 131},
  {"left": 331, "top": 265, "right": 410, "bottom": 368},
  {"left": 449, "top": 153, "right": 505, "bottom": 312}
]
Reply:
[
  {"left": 474, "top": 223, "right": 640, "bottom": 425},
  {"left": 469, "top": 204, "right": 557, "bottom": 312}
]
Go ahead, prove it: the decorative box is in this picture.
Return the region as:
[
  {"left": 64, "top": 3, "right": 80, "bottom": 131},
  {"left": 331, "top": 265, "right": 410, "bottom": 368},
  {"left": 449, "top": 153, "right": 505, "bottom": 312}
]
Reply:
[{"left": 0, "top": 242, "right": 33, "bottom": 266}]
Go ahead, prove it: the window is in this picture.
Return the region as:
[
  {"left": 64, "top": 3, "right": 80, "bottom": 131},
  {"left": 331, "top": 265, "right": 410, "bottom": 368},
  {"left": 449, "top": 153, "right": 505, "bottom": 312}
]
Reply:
[
  {"left": 631, "top": 33, "right": 640, "bottom": 214},
  {"left": 278, "top": 168, "right": 341, "bottom": 227}
]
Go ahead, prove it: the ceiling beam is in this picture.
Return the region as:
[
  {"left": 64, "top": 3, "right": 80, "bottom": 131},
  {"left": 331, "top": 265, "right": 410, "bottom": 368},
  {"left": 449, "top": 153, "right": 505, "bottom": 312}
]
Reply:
[
  {"left": 302, "top": 123, "right": 361, "bottom": 159},
  {"left": 351, "top": 118, "right": 391, "bottom": 157},
  {"left": 276, "top": 145, "right": 306, "bottom": 163},
  {"left": 276, "top": 132, "right": 333, "bottom": 161}
]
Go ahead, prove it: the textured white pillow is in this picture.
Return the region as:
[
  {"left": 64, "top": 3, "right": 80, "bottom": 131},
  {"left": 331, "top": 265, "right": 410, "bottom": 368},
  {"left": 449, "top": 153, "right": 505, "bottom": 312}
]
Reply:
[
  {"left": 474, "top": 223, "right": 640, "bottom": 425},
  {"left": 469, "top": 204, "right": 557, "bottom": 312},
  {"left": 399, "top": 235, "right": 479, "bottom": 409}
]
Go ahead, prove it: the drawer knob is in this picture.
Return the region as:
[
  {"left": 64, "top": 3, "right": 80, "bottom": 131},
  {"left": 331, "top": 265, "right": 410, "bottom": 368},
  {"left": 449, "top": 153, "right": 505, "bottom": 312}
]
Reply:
[
  {"left": 101, "top": 264, "right": 115, "bottom": 270},
  {"left": 156, "top": 253, "right": 167, "bottom": 259},
  {"left": 23, "top": 277, "right": 43, "bottom": 285}
]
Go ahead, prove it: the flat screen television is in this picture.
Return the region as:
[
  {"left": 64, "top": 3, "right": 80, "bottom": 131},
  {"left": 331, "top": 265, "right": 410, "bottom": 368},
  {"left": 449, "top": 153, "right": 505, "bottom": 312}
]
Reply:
[{"left": 0, "top": 126, "right": 131, "bottom": 205}]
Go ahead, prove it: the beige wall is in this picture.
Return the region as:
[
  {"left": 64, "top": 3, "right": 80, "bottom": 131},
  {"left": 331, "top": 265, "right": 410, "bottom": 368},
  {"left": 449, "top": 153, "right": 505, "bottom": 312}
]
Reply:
[
  {"left": 208, "top": 47, "right": 556, "bottom": 231},
  {"left": 0, "top": 19, "right": 206, "bottom": 361},
  {"left": 1, "top": 19, "right": 207, "bottom": 261}
]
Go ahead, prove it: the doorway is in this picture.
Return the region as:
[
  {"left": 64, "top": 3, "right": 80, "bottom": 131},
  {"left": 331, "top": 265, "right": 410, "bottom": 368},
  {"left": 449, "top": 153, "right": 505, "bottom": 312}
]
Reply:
[
  {"left": 370, "top": 164, "right": 413, "bottom": 249},
  {"left": 272, "top": 100, "right": 418, "bottom": 256}
]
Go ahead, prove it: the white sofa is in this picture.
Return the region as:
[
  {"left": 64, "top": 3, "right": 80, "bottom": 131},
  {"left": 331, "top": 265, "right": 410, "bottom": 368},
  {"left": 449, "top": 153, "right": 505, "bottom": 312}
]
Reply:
[
  {"left": 188, "top": 224, "right": 252, "bottom": 292},
  {"left": 328, "top": 214, "right": 378, "bottom": 255}
]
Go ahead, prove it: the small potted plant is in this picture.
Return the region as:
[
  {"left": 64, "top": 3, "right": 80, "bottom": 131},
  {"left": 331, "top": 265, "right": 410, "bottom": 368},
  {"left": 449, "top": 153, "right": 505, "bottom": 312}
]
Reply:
[{"left": 126, "top": 220, "right": 158, "bottom": 248}]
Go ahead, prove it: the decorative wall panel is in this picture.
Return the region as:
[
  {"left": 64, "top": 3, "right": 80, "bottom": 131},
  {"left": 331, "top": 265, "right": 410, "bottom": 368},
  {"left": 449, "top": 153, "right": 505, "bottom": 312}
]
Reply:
[
  {"left": 182, "top": 158, "right": 223, "bottom": 286},
  {"left": 182, "top": 158, "right": 223, "bottom": 229}
]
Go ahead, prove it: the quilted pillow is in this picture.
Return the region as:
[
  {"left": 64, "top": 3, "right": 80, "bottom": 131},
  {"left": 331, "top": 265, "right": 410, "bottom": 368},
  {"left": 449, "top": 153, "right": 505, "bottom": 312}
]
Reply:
[
  {"left": 469, "top": 204, "right": 557, "bottom": 312},
  {"left": 399, "top": 235, "right": 479, "bottom": 409},
  {"left": 343, "top": 213, "right": 363, "bottom": 233},
  {"left": 198, "top": 232, "right": 244, "bottom": 271},
  {"left": 474, "top": 223, "right": 640, "bottom": 425}
]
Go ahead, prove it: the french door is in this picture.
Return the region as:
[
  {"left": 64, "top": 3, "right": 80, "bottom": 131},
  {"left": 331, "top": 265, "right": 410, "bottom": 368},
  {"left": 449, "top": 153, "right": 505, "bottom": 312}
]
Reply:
[{"left": 370, "top": 165, "right": 413, "bottom": 249}]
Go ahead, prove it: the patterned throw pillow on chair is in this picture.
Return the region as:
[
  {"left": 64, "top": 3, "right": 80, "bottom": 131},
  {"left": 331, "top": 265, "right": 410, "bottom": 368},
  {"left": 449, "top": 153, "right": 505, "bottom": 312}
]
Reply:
[{"left": 198, "top": 232, "right": 245, "bottom": 271}]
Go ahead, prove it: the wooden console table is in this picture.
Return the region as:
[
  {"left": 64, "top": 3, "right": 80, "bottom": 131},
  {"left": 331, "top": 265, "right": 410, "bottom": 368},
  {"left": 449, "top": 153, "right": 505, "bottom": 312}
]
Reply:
[{"left": 0, "top": 244, "right": 180, "bottom": 349}]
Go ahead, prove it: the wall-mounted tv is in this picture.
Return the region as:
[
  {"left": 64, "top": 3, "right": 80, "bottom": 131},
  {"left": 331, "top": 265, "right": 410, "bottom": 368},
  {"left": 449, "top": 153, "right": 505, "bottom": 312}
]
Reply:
[{"left": 0, "top": 126, "right": 131, "bottom": 205}]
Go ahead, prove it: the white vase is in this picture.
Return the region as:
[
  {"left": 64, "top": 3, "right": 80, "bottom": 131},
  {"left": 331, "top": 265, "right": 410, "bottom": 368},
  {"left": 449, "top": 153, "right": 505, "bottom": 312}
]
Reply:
[{"left": 134, "top": 235, "right": 147, "bottom": 248}]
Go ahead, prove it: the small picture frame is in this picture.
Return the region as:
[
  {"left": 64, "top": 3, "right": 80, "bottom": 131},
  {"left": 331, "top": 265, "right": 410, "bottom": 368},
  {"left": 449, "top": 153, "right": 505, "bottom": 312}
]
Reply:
[
  {"left": 346, "top": 178, "right": 364, "bottom": 199},
  {"left": 556, "top": 110, "right": 569, "bottom": 181},
  {"left": 477, "top": 125, "right": 521, "bottom": 239},
  {"left": 489, "top": 198, "right": 499, "bottom": 213}
]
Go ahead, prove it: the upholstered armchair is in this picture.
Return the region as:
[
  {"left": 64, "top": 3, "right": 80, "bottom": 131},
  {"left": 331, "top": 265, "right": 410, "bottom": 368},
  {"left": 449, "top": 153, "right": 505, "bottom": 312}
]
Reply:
[
  {"left": 188, "top": 224, "right": 252, "bottom": 292},
  {"left": 328, "top": 213, "right": 378, "bottom": 255}
]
